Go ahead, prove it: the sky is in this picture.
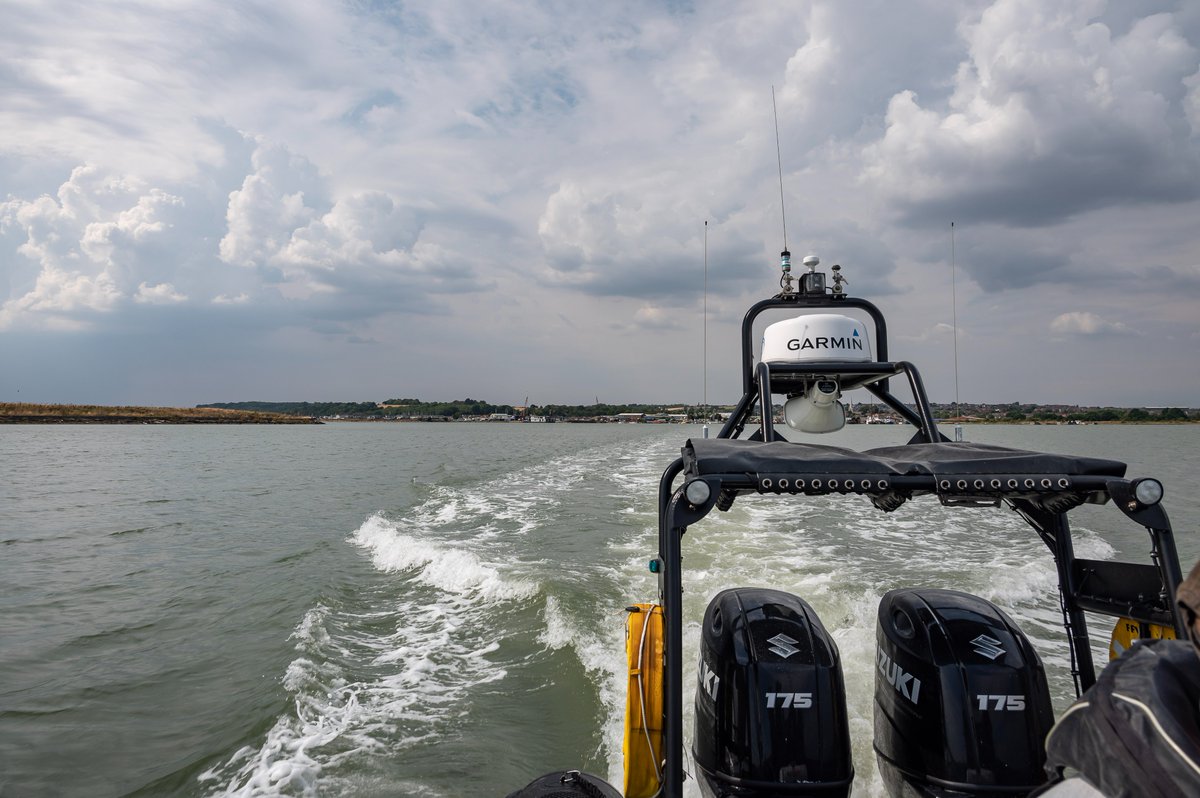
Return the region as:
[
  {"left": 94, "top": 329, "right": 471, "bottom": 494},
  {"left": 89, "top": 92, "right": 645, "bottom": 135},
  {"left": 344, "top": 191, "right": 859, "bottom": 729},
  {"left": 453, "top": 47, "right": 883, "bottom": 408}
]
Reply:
[{"left": 1, "top": 0, "right": 1198, "bottom": 409}]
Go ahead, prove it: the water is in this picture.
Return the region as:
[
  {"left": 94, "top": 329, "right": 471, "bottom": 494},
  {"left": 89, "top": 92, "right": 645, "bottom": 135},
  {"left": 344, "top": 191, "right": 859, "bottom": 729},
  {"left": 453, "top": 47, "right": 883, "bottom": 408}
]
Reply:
[{"left": 2, "top": 423, "right": 1197, "bottom": 797}]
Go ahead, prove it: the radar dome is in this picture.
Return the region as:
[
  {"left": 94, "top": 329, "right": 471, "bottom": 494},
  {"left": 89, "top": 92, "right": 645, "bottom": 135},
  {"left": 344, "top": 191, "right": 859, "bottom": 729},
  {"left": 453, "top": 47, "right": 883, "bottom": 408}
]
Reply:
[{"left": 761, "top": 314, "right": 872, "bottom": 364}]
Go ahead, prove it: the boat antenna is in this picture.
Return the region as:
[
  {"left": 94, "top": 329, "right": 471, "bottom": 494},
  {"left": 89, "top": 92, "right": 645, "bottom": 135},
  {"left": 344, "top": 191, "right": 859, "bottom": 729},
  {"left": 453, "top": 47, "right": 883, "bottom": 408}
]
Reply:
[
  {"left": 772, "top": 86, "right": 788, "bottom": 252},
  {"left": 772, "top": 86, "right": 793, "bottom": 293},
  {"left": 951, "top": 221, "right": 963, "bottom": 442},
  {"left": 703, "top": 220, "right": 709, "bottom": 439}
]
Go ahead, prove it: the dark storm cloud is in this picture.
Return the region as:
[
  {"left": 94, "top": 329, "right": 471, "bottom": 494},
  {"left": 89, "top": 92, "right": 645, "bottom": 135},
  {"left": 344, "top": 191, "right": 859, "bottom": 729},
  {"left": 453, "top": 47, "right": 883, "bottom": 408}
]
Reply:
[{"left": 956, "top": 246, "right": 1072, "bottom": 292}]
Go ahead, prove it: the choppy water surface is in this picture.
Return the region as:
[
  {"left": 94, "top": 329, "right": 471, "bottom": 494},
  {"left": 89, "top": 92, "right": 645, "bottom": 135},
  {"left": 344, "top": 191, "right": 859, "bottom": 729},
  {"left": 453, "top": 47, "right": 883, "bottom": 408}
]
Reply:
[{"left": 2, "top": 423, "right": 1197, "bottom": 797}]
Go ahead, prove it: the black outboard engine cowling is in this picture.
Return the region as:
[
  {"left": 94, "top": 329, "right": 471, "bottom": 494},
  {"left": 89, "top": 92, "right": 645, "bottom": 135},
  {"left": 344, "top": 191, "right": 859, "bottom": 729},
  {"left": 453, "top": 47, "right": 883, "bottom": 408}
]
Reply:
[
  {"left": 694, "top": 588, "right": 853, "bottom": 797},
  {"left": 874, "top": 588, "right": 1054, "bottom": 797}
]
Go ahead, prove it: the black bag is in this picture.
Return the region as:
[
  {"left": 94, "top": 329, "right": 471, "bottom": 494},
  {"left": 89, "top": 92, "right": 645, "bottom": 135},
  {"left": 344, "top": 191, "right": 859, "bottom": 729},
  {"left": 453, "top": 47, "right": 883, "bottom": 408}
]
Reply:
[
  {"left": 503, "top": 770, "right": 623, "bottom": 798},
  {"left": 1044, "top": 640, "right": 1200, "bottom": 798}
]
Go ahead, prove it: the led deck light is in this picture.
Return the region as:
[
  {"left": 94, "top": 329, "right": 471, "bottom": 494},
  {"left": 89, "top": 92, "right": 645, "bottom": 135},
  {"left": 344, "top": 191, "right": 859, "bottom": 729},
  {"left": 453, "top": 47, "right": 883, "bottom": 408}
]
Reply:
[{"left": 1133, "top": 478, "right": 1164, "bottom": 506}]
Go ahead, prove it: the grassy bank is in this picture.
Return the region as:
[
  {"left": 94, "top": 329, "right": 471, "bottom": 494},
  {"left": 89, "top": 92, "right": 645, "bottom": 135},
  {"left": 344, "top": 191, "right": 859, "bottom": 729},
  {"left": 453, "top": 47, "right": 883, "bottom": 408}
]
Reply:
[{"left": 0, "top": 403, "right": 319, "bottom": 424}]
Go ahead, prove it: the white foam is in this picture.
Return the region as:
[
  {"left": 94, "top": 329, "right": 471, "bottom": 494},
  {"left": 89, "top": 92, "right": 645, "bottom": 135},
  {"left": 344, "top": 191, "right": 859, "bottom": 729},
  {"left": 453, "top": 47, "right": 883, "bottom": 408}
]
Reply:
[
  {"left": 350, "top": 513, "right": 536, "bottom": 602},
  {"left": 200, "top": 435, "right": 690, "bottom": 797},
  {"left": 205, "top": 600, "right": 513, "bottom": 795},
  {"left": 538, "top": 592, "right": 635, "bottom": 787},
  {"left": 538, "top": 594, "right": 574, "bottom": 651},
  {"left": 205, "top": 509, "right": 544, "bottom": 796}
]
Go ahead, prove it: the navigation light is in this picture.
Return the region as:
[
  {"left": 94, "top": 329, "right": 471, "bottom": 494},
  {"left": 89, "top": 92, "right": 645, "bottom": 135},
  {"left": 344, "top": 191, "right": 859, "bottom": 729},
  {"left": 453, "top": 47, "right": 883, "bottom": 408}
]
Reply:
[
  {"left": 1133, "top": 478, "right": 1164, "bottom": 506},
  {"left": 685, "top": 479, "right": 712, "bottom": 506}
]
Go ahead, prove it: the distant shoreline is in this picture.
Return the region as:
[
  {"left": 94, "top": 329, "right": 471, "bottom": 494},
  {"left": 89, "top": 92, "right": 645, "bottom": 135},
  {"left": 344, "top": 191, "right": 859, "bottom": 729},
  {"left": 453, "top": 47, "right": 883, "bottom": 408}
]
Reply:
[
  {"left": 0, "top": 403, "right": 319, "bottom": 425},
  {"left": 2, "top": 403, "right": 1194, "bottom": 426}
]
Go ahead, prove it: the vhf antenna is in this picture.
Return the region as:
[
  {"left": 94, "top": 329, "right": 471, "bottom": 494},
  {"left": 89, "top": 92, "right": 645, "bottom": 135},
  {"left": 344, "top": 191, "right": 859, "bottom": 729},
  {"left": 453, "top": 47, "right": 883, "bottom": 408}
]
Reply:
[
  {"left": 772, "top": 86, "right": 788, "bottom": 252},
  {"left": 772, "top": 86, "right": 793, "bottom": 293},
  {"left": 952, "top": 221, "right": 963, "bottom": 442},
  {"left": 702, "top": 220, "right": 709, "bottom": 439}
]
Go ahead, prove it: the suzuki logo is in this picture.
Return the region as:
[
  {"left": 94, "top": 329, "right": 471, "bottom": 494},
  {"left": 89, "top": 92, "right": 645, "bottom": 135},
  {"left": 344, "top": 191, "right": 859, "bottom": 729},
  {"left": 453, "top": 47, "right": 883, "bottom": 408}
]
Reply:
[
  {"left": 698, "top": 658, "right": 720, "bottom": 702},
  {"left": 878, "top": 650, "right": 922, "bottom": 704},
  {"left": 767, "top": 633, "right": 801, "bottom": 659},
  {"left": 971, "top": 634, "right": 1006, "bottom": 660}
]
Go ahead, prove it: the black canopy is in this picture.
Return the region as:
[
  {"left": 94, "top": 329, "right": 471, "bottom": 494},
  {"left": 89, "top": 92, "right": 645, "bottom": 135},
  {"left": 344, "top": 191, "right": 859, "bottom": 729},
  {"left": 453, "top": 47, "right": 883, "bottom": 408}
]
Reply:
[
  {"left": 683, "top": 438, "right": 1127, "bottom": 480},
  {"left": 681, "top": 438, "right": 1127, "bottom": 506}
]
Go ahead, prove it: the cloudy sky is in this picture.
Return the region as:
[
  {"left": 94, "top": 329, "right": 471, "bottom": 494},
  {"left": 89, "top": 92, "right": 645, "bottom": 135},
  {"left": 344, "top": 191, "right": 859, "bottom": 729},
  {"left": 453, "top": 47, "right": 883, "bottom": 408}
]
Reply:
[{"left": 2, "top": 0, "right": 1198, "bottom": 408}]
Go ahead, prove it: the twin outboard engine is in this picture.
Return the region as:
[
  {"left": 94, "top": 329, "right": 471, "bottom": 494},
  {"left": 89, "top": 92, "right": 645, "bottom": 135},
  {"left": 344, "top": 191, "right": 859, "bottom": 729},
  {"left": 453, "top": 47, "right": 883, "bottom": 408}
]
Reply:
[
  {"left": 693, "top": 588, "right": 853, "bottom": 796},
  {"left": 874, "top": 588, "right": 1054, "bottom": 797}
]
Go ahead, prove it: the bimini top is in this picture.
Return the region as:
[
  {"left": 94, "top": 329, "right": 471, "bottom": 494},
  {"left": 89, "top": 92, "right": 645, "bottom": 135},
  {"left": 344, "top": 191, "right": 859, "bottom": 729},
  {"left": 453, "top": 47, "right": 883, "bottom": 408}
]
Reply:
[{"left": 682, "top": 438, "right": 1128, "bottom": 510}]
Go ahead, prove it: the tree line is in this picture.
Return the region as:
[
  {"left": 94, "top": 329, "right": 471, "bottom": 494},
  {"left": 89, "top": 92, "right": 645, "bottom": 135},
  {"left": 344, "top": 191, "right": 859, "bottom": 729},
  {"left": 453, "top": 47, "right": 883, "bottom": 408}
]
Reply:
[
  {"left": 199, "top": 400, "right": 1195, "bottom": 422},
  {"left": 998, "top": 406, "right": 1190, "bottom": 423},
  {"left": 199, "top": 399, "right": 685, "bottom": 419},
  {"left": 200, "top": 399, "right": 517, "bottom": 418}
]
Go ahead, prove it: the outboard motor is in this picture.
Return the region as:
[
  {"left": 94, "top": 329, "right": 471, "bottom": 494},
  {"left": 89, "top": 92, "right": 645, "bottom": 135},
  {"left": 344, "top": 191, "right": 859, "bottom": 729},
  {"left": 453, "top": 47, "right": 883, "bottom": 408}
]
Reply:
[
  {"left": 694, "top": 588, "right": 853, "bottom": 796},
  {"left": 874, "top": 588, "right": 1054, "bottom": 797}
]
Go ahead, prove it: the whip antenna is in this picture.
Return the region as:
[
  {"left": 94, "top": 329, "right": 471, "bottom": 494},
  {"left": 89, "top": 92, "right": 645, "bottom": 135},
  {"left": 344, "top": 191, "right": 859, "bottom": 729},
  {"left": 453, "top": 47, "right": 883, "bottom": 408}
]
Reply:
[
  {"left": 772, "top": 86, "right": 788, "bottom": 252},
  {"left": 703, "top": 220, "right": 709, "bottom": 438},
  {"left": 951, "top": 221, "right": 963, "bottom": 442}
]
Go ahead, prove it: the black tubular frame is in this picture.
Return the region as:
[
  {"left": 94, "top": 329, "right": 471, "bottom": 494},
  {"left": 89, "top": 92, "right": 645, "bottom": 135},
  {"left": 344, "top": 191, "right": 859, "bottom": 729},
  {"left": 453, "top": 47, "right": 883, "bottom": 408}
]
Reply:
[
  {"left": 650, "top": 288, "right": 1185, "bottom": 798},
  {"left": 726, "top": 291, "right": 946, "bottom": 444},
  {"left": 656, "top": 469, "right": 1183, "bottom": 798}
]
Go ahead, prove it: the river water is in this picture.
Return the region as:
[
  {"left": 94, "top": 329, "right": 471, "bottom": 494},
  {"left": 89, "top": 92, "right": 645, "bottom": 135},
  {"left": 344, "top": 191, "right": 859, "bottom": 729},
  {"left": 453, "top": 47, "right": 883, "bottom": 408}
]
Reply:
[{"left": 2, "top": 422, "right": 1198, "bottom": 797}]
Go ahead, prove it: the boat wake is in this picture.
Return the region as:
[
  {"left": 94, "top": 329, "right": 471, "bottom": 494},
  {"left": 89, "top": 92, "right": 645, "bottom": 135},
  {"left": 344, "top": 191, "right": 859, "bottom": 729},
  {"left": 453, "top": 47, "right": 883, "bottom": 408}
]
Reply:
[
  {"left": 199, "top": 513, "right": 534, "bottom": 796},
  {"left": 199, "top": 436, "right": 665, "bottom": 797}
]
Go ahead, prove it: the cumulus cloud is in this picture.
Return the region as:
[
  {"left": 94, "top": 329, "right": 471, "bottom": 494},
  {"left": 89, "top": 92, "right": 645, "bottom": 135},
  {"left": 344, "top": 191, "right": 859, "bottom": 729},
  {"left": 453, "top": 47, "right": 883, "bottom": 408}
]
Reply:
[
  {"left": 862, "top": 0, "right": 1200, "bottom": 227},
  {"left": 537, "top": 180, "right": 763, "bottom": 299},
  {"left": 0, "top": 133, "right": 481, "bottom": 333},
  {"left": 1050, "top": 310, "right": 1134, "bottom": 335},
  {"left": 134, "top": 282, "right": 186, "bottom": 304},
  {"left": 0, "top": 166, "right": 185, "bottom": 328},
  {"left": 276, "top": 192, "right": 420, "bottom": 280},
  {"left": 219, "top": 143, "right": 325, "bottom": 270},
  {"left": 218, "top": 141, "right": 465, "bottom": 313}
]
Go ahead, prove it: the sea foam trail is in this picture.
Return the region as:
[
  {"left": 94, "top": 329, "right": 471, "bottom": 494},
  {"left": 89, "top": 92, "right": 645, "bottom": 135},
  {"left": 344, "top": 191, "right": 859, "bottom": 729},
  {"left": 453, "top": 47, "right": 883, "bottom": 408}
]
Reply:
[
  {"left": 201, "top": 513, "right": 537, "bottom": 797},
  {"left": 201, "top": 435, "right": 663, "bottom": 797},
  {"left": 352, "top": 513, "right": 538, "bottom": 602}
]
